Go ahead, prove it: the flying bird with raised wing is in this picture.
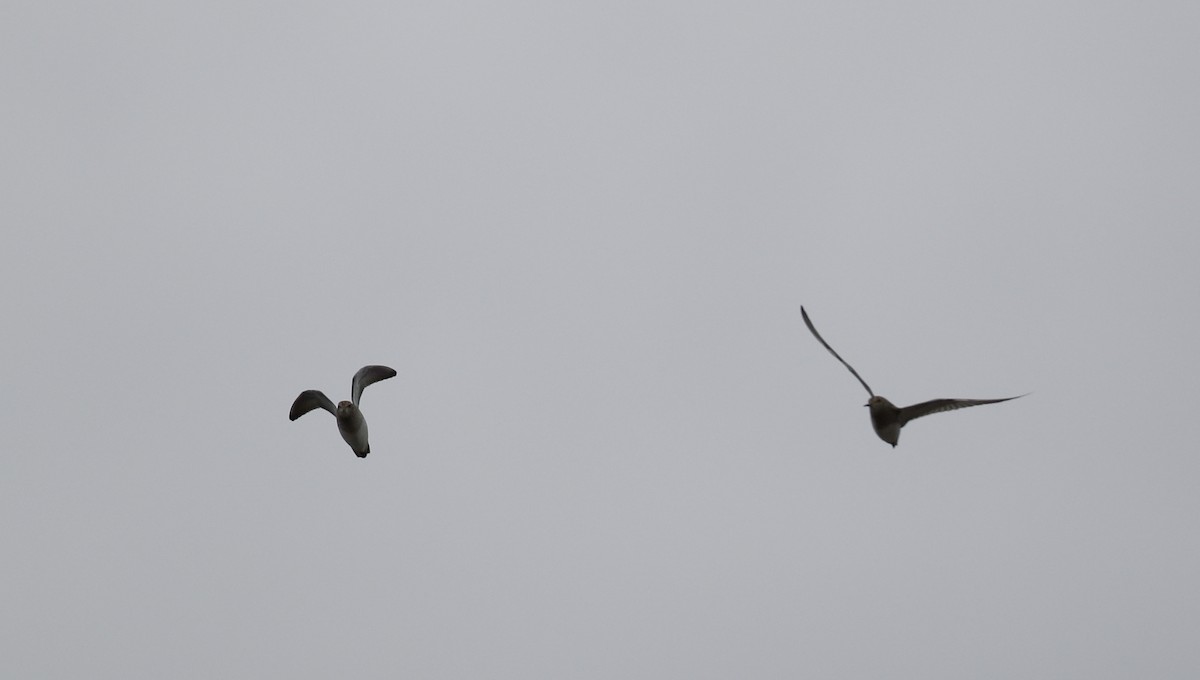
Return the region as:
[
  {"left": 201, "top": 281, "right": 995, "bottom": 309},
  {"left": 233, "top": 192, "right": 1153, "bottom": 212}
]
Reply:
[
  {"left": 289, "top": 365, "right": 397, "bottom": 458},
  {"left": 801, "top": 307, "right": 1023, "bottom": 447}
]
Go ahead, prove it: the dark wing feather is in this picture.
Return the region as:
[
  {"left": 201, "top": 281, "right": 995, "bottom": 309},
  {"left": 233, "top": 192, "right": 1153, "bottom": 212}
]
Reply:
[
  {"left": 897, "top": 395, "right": 1025, "bottom": 426},
  {"left": 800, "top": 306, "right": 874, "bottom": 397},
  {"left": 351, "top": 365, "right": 397, "bottom": 406},
  {"left": 290, "top": 390, "right": 337, "bottom": 421}
]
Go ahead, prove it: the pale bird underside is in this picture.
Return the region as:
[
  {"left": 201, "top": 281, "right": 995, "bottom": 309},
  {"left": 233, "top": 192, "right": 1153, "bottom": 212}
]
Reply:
[{"left": 801, "top": 307, "right": 1023, "bottom": 447}]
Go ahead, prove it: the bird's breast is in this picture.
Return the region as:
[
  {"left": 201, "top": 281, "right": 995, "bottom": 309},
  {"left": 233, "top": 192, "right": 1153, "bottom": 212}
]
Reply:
[{"left": 336, "top": 404, "right": 370, "bottom": 455}]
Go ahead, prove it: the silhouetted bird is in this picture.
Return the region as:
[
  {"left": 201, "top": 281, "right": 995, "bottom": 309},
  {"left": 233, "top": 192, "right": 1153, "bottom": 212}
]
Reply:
[
  {"left": 801, "top": 307, "right": 1023, "bottom": 447},
  {"left": 290, "top": 365, "right": 397, "bottom": 457}
]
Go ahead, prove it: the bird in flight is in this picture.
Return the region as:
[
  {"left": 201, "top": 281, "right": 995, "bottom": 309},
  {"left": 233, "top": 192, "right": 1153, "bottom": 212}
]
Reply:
[
  {"left": 289, "top": 365, "right": 397, "bottom": 457},
  {"left": 800, "top": 307, "right": 1023, "bottom": 447}
]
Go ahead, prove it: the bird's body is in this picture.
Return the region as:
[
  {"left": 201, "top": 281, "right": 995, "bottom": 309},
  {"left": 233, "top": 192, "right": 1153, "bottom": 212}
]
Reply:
[
  {"left": 867, "top": 396, "right": 904, "bottom": 447},
  {"left": 801, "top": 307, "right": 1023, "bottom": 447},
  {"left": 290, "top": 365, "right": 396, "bottom": 457},
  {"left": 335, "top": 400, "right": 370, "bottom": 455}
]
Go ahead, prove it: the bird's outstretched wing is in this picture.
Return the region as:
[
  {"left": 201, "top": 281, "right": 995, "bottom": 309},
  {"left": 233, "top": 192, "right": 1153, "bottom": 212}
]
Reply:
[
  {"left": 351, "top": 365, "right": 397, "bottom": 406},
  {"left": 801, "top": 306, "right": 874, "bottom": 397},
  {"left": 897, "top": 395, "right": 1025, "bottom": 426},
  {"left": 290, "top": 390, "right": 337, "bottom": 421}
]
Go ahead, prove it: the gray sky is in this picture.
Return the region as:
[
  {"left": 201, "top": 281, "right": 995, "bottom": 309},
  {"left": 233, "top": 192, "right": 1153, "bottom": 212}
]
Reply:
[{"left": 3, "top": 2, "right": 1199, "bottom": 678}]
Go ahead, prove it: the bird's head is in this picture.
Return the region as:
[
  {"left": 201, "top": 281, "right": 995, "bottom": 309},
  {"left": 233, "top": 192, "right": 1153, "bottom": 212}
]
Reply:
[{"left": 865, "top": 395, "right": 894, "bottom": 410}]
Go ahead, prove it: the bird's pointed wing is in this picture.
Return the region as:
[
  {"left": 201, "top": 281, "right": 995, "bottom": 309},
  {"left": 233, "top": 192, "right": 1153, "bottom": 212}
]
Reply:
[
  {"left": 800, "top": 306, "right": 874, "bottom": 397},
  {"left": 897, "top": 395, "right": 1025, "bottom": 426},
  {"left": 351, "top": 365, "right": 397, "bottom": 406},
  {"left": 290, "top": 390, "right": 337, "bottom": 421}
]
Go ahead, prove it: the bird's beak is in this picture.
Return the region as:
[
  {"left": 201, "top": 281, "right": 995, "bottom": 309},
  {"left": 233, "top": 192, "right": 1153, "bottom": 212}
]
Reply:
[{"left": 863, "top": 402, "right": 870, "bottom": 407}]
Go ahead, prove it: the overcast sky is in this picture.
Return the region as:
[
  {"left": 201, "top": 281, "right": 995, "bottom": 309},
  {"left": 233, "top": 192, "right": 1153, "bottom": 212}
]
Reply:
[{"left": 3, "top": 2, "right": 1199, "bottom": 678}]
